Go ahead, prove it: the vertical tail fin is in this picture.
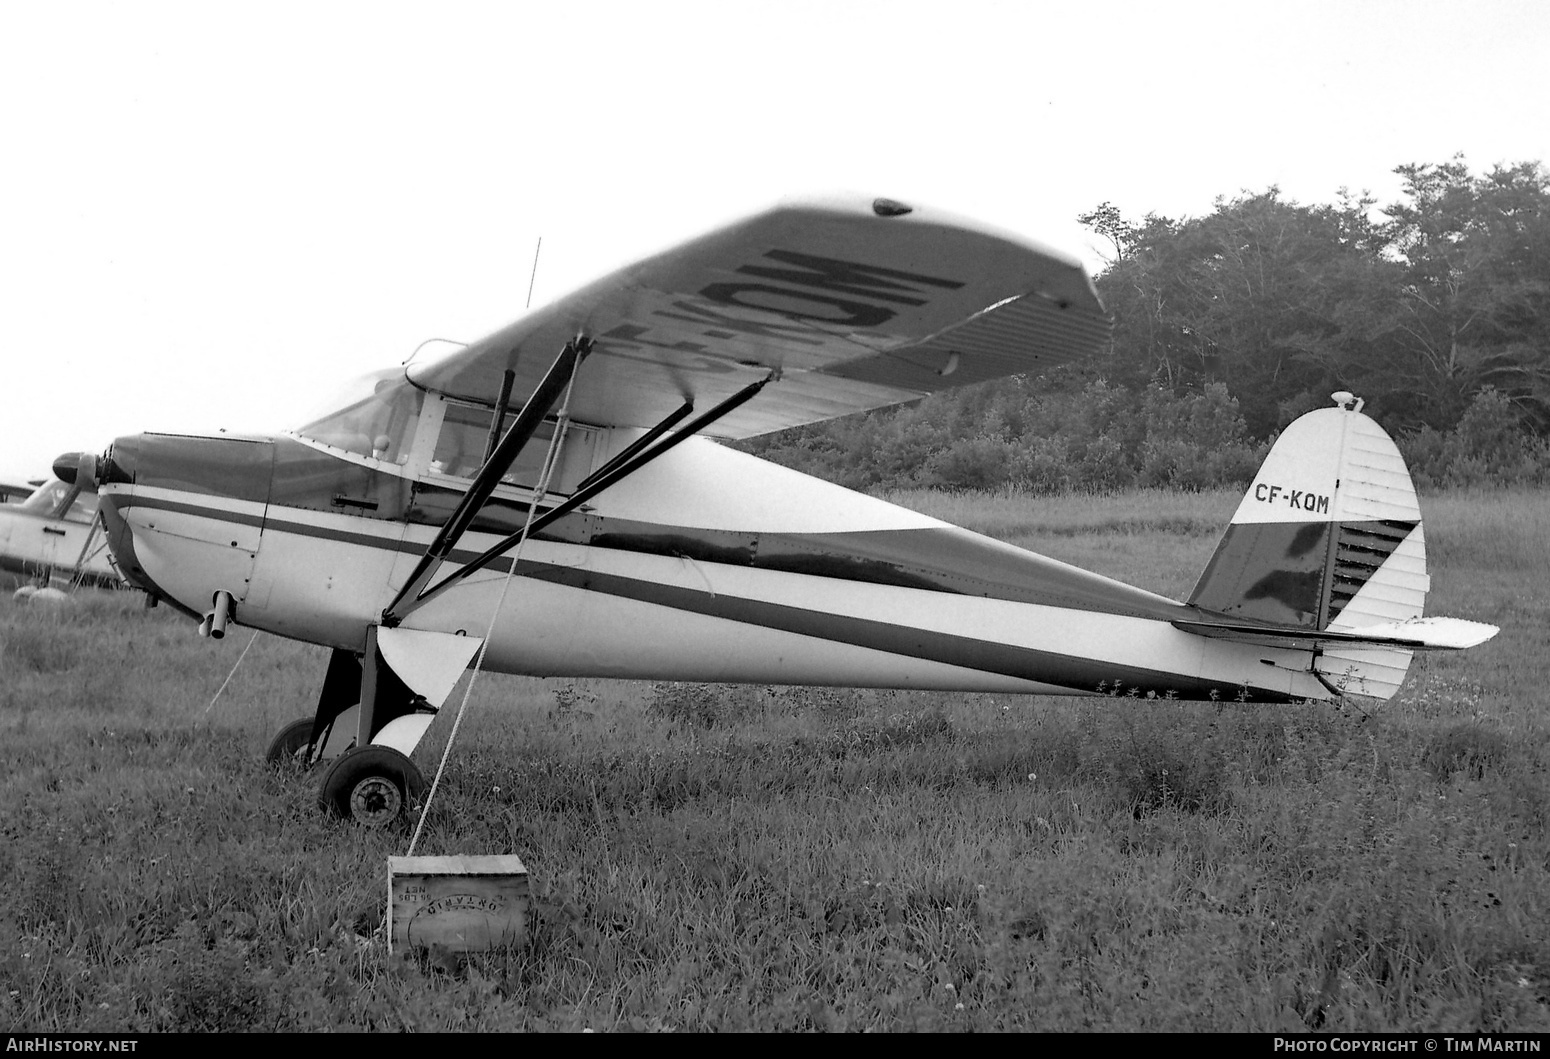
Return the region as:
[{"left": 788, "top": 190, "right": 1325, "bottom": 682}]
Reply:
[{"left": 1188, "top": 393, "right": 1427, "bottom": 698}]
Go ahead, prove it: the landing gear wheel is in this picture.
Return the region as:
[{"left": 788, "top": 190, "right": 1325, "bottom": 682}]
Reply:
[
  {"left": 317, "top": 745, "right": 427, "bottom": 828},
  {"left": 265, "top": 718, "right": 316, "bottom": 768}
]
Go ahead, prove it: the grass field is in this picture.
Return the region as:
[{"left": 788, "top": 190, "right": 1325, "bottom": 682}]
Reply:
[{"left": 2, "top": 487, "right": 1547, "bottom": 1031}]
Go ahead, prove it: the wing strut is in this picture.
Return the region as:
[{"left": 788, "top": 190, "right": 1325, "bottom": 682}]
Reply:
[
  {"left": 482, "top": 369, "right": 517, "bottom": 465},
  {"left": 70, "top": 510, "right": 111, "bottom": 586},
  {"left": 573, "top": 397, "right": 695, "bottom": 492},
  {"left": 390, "top": 371, "right": 775, "bottom": 623},
  {"left": 381, "top": 338, "right": 590, "bottom": 627}
]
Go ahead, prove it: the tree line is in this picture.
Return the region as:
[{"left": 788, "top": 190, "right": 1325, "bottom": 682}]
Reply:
[{"left": 741, "top": 157, "right": 1550, "bottom": 493}]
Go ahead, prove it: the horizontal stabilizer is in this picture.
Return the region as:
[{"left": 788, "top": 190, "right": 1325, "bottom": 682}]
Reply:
[{"left": 1174, "top": 615, "right": 1499, "bottom": 651}]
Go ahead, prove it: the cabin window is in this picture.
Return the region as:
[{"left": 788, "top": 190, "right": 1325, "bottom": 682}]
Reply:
[
  {"left": 294, "top": 370, "right": 424, "bottom": 465},
  {"left": 431, "top": 400, "right": 594, "bottom": 493},
  {"left": 20, "top": 480, "right": 71, "bottom": 517},
  {"left": 16, "top": 480, "right": 94, "bottom": 522}
]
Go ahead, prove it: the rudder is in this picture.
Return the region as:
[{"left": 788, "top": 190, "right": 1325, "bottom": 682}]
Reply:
[{"left": 1188, "top": 393, "right": 1427, "bottom": 698}]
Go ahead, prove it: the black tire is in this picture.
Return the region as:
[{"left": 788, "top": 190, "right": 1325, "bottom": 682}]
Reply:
[
  {"left": 317, "top": 745, "right": 427, "bottom": 828},
  {"left": 264, "top": 718, "right": 316, "bottom": 768}
]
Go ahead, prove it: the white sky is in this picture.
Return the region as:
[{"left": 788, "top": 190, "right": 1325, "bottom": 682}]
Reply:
[{"left": 2, "top": 0, "right": 1546, "bottom": 482}]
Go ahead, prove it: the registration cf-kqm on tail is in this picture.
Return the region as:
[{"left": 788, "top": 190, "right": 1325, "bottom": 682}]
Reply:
[{"left": 55, "top": 197, "right": 1499, "bottom": 826}]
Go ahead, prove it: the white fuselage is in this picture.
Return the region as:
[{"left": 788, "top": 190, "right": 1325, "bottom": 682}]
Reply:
[{"left": 98, "top": 427, "right": 1329, "bottom": 703}]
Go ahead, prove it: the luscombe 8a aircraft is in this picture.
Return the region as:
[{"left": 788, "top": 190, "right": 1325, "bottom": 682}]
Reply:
[{"left": 56, "top": 197, "right": 1498, "bottom": 826}]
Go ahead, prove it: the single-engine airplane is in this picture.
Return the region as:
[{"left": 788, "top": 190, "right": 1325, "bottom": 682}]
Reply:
[
  {"left": 0, "top": 469, "right": 119, "bottom": 588},
  {"left": 58, "top": 196, "right": 1498, "bottom": 826},
  {"left": 1, "top": 480, "right": 38, "bottom": 504}
]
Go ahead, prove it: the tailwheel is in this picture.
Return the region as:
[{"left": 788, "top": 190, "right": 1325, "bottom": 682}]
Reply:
[
  {"left": 318, "top": 745, "right": 427, "bottom": 828},
  {"left": 264, "top": 718, "right": 317, "bottom": 769}
]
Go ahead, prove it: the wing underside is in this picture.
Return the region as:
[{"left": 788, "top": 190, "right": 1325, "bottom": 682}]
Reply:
[{"left": 407, "top": 197, "right": 1110, "bottom": 439}]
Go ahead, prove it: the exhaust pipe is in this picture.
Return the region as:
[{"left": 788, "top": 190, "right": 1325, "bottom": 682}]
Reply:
[
  {"left": 209, "top": 590, "right": 234, "bottom": 640},
  {"left": 197, "top": 590, "right": 235, "bottom": 639}
]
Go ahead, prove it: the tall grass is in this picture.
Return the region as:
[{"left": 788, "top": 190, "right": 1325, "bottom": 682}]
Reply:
[{"left": 1, "top": 488, "right": 1547, "bottom": 1031}]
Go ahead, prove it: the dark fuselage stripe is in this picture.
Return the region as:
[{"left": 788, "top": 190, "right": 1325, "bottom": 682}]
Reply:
[
  {"left": 109, "top": 493, "right": 1294, "bottom": 701},
  {"left": 515, "top": 562, "right": 1290, "bottom": 701}
]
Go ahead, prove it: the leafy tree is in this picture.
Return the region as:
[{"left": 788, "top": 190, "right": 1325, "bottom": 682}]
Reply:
[
  {"left": 1397, "top": 387, "right": 1550, "bottom": 488},
  {"left": 744, "top": 157, "right": 1550, "bottom": 495},
  {"left": 1377, "top": 158, "right": 1550, "bottom": 430},
  {"left": 1086, "top": 190, "right": 1394, "bottom": 435},
  {"left": 741, "top": 379, "right": 1264, "bottom": 494},
  {"left": 1082, "top": 158, "right": 1550, "bottom": 438}
]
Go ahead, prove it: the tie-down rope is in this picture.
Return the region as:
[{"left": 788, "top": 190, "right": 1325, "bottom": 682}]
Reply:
[
  {"left": 407, "top": 350, "right": 584, "bottom": 855},
  {"left": 204, "top": 629, "right": 260, "bottom": 716}
]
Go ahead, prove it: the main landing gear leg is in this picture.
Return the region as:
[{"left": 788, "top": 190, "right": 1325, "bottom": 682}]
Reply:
[
  {"left": 317, "top": 626, "right": 430, "bottom": 828},
  {"left": 264, "top": 633, "right": 432, "bottom": 828},
  {"left": 264, "top": 648, "right": 360, "bottom": 767}
]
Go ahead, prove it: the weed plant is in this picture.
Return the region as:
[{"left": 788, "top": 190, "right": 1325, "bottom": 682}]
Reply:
[{"left": 1, "top": 489, "right": 1546, "bottom": 1031}]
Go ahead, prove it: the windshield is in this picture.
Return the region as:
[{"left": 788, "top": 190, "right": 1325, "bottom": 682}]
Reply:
[
  {"left": 18, "top": 480, "right": 94, "bottom": 521},
  {"left": 20, "top": 480, "right": 70, "bottom": 517},
  {"left": 294, "top": 369, "right": 425, "bottom": 464}
]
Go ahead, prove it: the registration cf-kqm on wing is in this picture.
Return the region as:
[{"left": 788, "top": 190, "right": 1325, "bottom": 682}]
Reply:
[{"left": 54, "top": 197, "right": 1499, "bottom": 826}]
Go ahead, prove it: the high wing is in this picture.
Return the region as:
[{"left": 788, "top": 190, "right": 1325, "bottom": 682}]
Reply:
[{"left": 407, "top": 196, "right": 1109, "bottom": 439}]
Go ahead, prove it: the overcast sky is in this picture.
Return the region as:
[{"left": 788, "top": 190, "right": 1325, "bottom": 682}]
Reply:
[{"left": 2, "top": 0, "right": 1546, "bottom": 482}]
